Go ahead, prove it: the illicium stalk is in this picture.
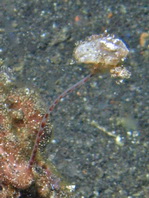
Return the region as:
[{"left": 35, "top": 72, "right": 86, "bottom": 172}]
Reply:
[{"left": 29, "top": 33, "right": 131, "bottom": 168}]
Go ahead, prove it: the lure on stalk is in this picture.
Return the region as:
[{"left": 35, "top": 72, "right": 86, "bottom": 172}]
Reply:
[{"left": 29, "top": 33, "right": 131, "bottom": 168}]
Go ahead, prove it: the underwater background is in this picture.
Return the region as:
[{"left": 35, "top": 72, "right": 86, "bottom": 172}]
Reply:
[{"left": 1, "top": 0, "right": 149, "bottom": 197}]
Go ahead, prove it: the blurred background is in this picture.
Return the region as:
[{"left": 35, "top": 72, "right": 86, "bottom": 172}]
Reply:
[{"left": 1, "top": 0, "right": 149, "bottom": 197}]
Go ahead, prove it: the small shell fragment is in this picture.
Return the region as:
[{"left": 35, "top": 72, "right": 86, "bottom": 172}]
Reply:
[{"left": 74, "top": 34, "right": 129, "bottom": 72}]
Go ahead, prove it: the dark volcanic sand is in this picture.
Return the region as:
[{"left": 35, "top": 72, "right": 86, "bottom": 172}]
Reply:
[{"left": 1, "top": 0, "right": 149, "bottom": 197}]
